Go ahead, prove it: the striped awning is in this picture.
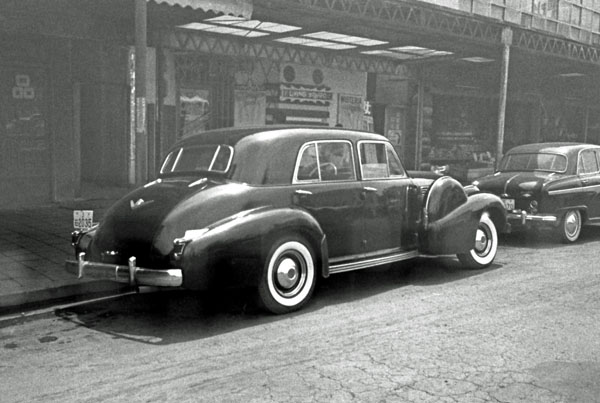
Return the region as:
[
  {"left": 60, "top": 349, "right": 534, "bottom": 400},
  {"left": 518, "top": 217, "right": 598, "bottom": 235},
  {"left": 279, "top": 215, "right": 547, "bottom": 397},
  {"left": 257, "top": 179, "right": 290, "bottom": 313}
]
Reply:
[{"left": 150, "top": 0, "right": 252, "bottom": 18}]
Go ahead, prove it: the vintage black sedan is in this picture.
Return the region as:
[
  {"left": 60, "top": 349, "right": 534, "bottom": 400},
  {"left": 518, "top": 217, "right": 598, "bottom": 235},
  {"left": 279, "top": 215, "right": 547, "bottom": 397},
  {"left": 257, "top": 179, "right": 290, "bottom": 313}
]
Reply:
[
  {"left": 66, "top": 127, "right": 506, "bottom": 314},
  {"left": 473, "top": 142, "right": 600, "bottom": 243}
]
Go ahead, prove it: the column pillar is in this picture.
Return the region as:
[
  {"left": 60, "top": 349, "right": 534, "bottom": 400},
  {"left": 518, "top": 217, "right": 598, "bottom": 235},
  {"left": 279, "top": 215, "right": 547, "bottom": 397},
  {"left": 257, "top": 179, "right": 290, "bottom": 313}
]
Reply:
[
  {"left": 134, "top": 0, "right": 148, "bottom": 185},
  {"left": 415, "top": 68, "right": 425, "bottom": 170},
  {"left": 496, "top": 27, "right": 512, "bottom": 169}
]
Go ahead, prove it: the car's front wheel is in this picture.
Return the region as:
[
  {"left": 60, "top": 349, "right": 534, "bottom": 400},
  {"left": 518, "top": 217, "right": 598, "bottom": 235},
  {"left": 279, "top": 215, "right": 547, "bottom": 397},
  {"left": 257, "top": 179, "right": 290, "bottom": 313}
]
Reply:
[
  {"left": 457, "top": 212, "right": 498, "bottom": 269},
  {"left": 258, "top": 236, "right": 316, "bottom": 314},
  {"left": 558, "top": 209, "right": 582, "bottom": 243}
]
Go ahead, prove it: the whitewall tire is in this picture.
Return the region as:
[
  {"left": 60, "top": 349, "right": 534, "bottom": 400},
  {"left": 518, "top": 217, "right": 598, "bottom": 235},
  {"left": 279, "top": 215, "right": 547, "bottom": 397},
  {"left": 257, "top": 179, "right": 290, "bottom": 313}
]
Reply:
[
  {"left": 258, "top": 237, "right": 316, "bottom": 314},
  {"left": 457, "top": 213, "right": 498, "bottom": 269},
  {"left": 559, "top": 209, "right": 582, "bottom": 243}
]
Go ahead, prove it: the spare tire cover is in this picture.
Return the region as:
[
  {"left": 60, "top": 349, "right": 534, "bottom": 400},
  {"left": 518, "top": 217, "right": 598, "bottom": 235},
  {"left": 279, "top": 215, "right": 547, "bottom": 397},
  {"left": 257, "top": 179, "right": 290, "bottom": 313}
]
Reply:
[{"left": 425, "top": 176, "right": 467, "bottom": 223}]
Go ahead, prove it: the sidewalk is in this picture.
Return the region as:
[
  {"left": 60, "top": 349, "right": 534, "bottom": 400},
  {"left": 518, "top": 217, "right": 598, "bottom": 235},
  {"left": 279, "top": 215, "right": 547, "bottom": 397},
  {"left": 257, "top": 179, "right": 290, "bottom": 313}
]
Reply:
[{"left": 0, "top": 187, "right": 131, "bottom": 314}]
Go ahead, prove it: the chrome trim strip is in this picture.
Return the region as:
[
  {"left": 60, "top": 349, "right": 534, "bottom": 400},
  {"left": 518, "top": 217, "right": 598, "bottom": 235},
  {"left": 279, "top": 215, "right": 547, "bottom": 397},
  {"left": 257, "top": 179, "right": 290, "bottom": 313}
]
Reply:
[
  {"left": 329, "top": 247, "right": 404, "bottom": 264},
  {"left": 548, "top": 187, "right": 583, "bottom": 196},
  {"left": 329, "top": 250, "right": 419, "bottom": 274},
  {"left": 503, "top": 173, "right": 520, "bottom": 195}
]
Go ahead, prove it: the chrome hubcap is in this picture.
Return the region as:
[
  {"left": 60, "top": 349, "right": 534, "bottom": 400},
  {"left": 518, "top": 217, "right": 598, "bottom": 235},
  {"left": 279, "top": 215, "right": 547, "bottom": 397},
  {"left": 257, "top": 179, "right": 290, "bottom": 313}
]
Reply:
[
  {"left": 276, "top": 257, "right": 299, "bottom": 290},
  {"left": 475, "top": 228, "right": 488, "bottom": 253},
  {"left": 565, "top": 212, "right": 580, "bottom": 236}
]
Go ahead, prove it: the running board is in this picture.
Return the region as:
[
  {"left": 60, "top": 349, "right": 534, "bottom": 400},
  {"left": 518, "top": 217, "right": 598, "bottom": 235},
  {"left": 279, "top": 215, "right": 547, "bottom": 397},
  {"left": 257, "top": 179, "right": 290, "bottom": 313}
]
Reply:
[{"left": 329, "top": 250, "right": 419, "bottom": 274}]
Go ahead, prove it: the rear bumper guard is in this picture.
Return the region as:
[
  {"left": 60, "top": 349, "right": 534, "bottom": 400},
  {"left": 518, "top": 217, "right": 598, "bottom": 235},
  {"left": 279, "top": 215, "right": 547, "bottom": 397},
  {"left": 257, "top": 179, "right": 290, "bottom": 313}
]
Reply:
[
  {"left": 507, "top": 211, "right": 558, "bottom": 226},
  {"left": 65, "top": 252, "right": 183, "bottom": 287}
]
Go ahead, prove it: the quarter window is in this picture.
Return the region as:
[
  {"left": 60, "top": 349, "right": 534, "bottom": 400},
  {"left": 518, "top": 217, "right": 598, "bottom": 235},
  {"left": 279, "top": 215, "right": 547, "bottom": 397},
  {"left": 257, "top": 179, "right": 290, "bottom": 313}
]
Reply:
[{"left": 359, "top": 142, "right": 406, "bottom": 179}]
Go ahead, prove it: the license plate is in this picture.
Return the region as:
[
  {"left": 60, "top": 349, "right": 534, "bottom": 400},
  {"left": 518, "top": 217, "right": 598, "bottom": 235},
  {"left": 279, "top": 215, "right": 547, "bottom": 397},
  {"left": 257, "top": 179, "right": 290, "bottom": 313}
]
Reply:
[
  {"left": 73, "top": 210, "right": 94, "bottom": 230},
  {"left": 502, "top": 199, "right": 515, "bottom": 211}
]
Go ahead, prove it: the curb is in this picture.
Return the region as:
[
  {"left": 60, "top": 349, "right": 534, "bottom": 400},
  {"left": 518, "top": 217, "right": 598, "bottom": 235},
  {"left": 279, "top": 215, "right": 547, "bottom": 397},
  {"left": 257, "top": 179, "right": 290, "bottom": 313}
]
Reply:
[{"left": 0, "top": 281, "right": 131, "bottom": 315}]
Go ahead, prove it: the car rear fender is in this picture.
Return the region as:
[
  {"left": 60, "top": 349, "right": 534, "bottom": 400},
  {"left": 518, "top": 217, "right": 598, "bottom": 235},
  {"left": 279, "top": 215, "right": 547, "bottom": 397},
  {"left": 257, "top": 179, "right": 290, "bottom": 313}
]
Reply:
[
  {"left": 421, "top": 177, "right": 506, "bottom": 255},
  {"left": 176, "top": 206, "right": 327, "bottom": 288}
]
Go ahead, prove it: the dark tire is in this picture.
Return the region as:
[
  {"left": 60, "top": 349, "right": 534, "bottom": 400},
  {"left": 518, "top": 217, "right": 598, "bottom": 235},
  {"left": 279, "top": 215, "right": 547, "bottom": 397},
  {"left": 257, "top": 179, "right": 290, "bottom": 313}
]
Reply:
[
  {"left": 558, "top": 209, "right": 582, "bottom": 243},
  {"left": 257, "top": 236, "right": 316, "bottom": 314},
  {"left": 457, "top": 213, "right": 498, "bottom": 269}
]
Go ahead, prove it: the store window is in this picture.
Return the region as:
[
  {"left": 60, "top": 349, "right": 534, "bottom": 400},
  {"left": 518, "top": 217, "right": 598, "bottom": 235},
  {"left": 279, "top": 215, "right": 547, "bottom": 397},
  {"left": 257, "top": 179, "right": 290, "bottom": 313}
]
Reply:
[
  {"left": 176, "top": 55, "right": 234, "bottom": 138},
  {"left": 179, "top": 88, "right": 210, "bottom": 137},
  {"left": 532, "top": 0, "right": 558, "bottom": 19}
]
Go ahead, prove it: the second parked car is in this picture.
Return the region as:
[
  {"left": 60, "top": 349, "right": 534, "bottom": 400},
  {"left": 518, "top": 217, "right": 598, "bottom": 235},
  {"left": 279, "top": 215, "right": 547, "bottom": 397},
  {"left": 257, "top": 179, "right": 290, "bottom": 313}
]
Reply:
[{"left": 473, "top": 142, "right": 600, "bottom": 242}]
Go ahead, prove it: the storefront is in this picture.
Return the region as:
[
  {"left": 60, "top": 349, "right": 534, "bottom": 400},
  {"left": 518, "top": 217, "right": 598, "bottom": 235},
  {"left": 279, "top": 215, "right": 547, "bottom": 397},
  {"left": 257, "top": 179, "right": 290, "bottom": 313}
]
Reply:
[{"left": 3, "top": 0, "right": 600, "bottom": 208}]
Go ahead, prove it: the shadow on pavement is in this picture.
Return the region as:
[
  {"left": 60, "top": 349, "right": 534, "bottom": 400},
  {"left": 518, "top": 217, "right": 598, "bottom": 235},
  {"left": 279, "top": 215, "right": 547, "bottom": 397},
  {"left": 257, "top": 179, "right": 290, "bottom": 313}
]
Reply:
[
  {"left": 55, "top": 256, "right": 500, "bottom": 346},
  {"left": 499, "top": 224, "right": 600, "bottom": 249}
]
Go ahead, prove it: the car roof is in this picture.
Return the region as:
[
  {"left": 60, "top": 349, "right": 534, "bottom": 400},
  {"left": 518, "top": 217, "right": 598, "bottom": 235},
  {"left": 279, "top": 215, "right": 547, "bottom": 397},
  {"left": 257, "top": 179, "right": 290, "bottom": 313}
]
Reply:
[
  {"left": 507, "top": 142, "right": 599, "bottom": 155},
  {"left": 170, "top": 125, "right": 387, "bottom": 149}
]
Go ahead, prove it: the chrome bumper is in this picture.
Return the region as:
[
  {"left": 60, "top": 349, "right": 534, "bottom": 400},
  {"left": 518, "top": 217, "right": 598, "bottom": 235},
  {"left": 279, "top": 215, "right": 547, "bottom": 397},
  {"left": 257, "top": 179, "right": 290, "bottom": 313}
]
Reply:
[
  {"left": 65, "top": 253, "right": 183, "bottom": 287},
  {"left": 507, "top": 211, "right": 558, "bottom": 226}
]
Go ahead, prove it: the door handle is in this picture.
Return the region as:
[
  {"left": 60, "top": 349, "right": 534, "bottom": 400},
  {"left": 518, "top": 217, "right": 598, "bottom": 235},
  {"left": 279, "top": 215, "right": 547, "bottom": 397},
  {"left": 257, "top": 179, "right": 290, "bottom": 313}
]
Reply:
[
  {"left": 362, "top": 187, "right": 378, "bottom": 193},
  {"left": 294, "top": 189, "right": 313, "bottom": 196}
]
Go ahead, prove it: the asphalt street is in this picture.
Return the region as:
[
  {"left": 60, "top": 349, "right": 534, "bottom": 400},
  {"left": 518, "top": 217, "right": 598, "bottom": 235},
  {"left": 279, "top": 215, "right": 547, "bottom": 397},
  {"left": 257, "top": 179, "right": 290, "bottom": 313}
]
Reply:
[{"left": 1, "top": 227, "right": 600, "bottom": 402}]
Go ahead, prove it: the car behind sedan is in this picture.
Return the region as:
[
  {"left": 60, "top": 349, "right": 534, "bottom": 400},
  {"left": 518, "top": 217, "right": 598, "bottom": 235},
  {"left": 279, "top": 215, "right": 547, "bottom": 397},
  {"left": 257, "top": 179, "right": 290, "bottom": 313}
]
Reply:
[
  {"left": 473, "top": 142, "right": 600, "bottom": 243},
  {"left": 67, "top": 126, "right": 507, "bottom": 314}
]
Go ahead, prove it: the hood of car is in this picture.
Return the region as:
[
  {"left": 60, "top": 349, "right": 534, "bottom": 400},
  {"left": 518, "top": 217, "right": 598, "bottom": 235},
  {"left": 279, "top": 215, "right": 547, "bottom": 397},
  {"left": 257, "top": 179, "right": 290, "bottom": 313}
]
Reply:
[
  {"left": 475, "top": 171, "right": 555, "bottom": 197},
  {"left": 89, "top": 176, "right": 243, "bottom": 266}
]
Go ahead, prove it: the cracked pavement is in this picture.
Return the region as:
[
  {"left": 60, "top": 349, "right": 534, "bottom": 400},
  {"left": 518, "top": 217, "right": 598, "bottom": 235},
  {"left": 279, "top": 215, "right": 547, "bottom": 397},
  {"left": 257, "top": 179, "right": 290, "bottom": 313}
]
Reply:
[{"left": 1, "top": 227, "right": 600, "bottom": 402}]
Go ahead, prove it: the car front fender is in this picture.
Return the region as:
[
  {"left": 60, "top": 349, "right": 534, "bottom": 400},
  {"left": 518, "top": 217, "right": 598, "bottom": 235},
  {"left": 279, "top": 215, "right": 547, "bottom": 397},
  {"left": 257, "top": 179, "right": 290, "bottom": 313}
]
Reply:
[{"left": 176, "top": 206, "right": 327, "bottom": 289}]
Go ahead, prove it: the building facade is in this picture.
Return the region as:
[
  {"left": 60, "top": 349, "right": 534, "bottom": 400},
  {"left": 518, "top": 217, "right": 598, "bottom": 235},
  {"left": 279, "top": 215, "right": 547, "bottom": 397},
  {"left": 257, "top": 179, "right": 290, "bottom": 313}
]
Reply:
[{"left": 1, "top": 0, "right": 600, "bottom": 208}]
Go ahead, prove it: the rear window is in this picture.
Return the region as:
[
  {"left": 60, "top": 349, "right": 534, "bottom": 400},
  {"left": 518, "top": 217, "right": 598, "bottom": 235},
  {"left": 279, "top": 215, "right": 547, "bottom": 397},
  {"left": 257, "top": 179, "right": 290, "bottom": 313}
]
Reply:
[
  {"left": 500, "top": 152, "right": 567, "bottom": 173},
  {"left": 160, "top": 144, "right": 233, "bottom": 174}
]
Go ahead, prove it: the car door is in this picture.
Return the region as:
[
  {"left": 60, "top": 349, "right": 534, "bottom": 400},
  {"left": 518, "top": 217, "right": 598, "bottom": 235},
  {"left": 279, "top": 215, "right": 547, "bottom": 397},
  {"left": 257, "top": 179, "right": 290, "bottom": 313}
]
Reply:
[
  {"left": 578, "top": 148, "right": 600, "bottom": 219},
  {"left": 292, "top": 140, "right": 363, "bottom": 259},
  {"left": 357, "top": 141, "right": 418, "bottom": 255}
]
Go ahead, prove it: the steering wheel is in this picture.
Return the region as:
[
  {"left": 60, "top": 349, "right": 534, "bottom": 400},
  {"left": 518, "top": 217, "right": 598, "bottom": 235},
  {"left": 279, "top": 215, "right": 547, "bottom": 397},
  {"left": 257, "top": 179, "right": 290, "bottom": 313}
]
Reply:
[{"left": 309, "top": 162, "right": 337, "bottom": 178}]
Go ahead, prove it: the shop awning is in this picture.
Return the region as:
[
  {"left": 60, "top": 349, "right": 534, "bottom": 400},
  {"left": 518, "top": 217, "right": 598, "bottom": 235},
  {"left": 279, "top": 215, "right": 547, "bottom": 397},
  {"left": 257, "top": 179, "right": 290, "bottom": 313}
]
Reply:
[{"left": 150, "top": 0, "right": 252, "bottom": 18}]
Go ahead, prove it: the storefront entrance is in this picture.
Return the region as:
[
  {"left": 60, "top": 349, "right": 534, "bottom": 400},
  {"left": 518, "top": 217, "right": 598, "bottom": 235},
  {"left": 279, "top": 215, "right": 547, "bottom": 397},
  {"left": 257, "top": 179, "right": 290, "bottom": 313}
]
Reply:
[{"left": 0, "top": 66, "right": 50, "bottom": 208}]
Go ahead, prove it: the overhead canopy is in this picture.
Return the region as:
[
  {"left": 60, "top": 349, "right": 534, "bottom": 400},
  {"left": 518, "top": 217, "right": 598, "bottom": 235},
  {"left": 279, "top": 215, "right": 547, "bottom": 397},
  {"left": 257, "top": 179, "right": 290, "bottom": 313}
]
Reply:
[{"left": 150, "top": 0, "right": 252, "bottom": 18}]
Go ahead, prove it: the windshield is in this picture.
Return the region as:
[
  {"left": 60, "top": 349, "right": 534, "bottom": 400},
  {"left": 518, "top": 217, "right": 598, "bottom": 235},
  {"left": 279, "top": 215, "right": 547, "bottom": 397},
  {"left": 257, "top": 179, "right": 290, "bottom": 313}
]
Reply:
[
  {"left": 160, "top": 144, "right": 233, "bottom": 175},
  {"left": 500, "top": 152, "right": 567, "bottom": 173}
]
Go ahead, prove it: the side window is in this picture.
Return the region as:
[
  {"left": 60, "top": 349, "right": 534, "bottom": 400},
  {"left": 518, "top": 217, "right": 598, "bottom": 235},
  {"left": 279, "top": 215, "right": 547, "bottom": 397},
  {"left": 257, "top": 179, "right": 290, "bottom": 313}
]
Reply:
[
  {"left": 295, "top": 141, "right": 355, "bottom": 182},
  {"left": 579, "top": 150, "right": 599, "bottom": 174},
  {"left": 360, "top": 142, "right": 389, "bottom": 179},
  {"left": 317, "top": 142, "right": 355, "bottom": 181},
  {"left": 386, "top": 144, "right": 406, "bottom": 177}
]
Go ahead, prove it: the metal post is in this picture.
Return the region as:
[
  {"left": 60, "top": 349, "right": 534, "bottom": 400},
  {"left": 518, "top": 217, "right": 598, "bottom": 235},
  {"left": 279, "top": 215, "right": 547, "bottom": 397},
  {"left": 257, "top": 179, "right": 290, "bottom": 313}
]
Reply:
[
  {"left": 415, "top": 68, "right": 424, "bottom": 170},
  {"left": 496, "top": 27, "right": 512, "bottom": 169},
  {"left": 135, "top": 0, "right": 148, "bottom": 185},
  {"left": 584, "top": 106, "right": 589, "bottom": 143}
]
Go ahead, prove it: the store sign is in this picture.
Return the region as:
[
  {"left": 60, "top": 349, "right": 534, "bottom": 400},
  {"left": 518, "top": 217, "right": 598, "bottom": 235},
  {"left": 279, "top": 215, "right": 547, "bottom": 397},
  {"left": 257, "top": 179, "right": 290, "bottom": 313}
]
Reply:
[{"left": 279, "top": 84, "right": 332, "bottom": 105}]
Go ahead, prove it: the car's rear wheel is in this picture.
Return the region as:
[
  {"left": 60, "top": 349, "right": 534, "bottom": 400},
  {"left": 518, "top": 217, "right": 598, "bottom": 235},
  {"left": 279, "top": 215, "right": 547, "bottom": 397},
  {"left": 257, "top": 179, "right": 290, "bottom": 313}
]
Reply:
[
  {"left": 258, "top": 236, "right": 316, "bottom": 314},
  {"left": 457, "top": 213, "right": 498, "bottom": 269},
  {"left": 558, "top": 209, "right": 582, "bottom": 243}
]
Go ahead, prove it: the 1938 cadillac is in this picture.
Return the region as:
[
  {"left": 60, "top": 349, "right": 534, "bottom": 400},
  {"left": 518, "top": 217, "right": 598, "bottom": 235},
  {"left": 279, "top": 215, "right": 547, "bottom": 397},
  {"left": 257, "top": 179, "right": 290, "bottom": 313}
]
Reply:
[
  {"left": 66, "top": 127, "right": 507, "bottom": 314},
  {"left": 473, "top": 142, "right": 600, "bottom": 243}
]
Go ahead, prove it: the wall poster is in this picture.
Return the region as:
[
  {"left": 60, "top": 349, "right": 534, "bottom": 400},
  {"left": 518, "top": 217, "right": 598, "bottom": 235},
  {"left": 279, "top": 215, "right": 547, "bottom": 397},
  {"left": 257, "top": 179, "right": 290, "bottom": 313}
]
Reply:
[
  {"left": 337, "top": 94, "right": 363, "bottom": 130},
  {"left": 234, "top": 89, "right": 266, "bottom": 127}
]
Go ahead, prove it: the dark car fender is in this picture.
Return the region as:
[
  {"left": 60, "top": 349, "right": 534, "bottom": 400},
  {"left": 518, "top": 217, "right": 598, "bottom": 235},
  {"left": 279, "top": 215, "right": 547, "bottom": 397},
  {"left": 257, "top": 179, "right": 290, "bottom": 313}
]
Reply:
[
  {"left": 420, "top": 177, "right": 507, "bottom": 255},
  {"left": 176, "top": 206, "right": 327, "bottom": 289}
]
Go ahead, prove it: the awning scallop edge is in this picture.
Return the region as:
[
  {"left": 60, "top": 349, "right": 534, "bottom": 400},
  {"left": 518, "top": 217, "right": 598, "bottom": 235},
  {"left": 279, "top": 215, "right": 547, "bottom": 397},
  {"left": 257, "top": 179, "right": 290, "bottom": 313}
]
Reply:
[{"left": 150, "top": 0, "right": 252, "bottom": 18}]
